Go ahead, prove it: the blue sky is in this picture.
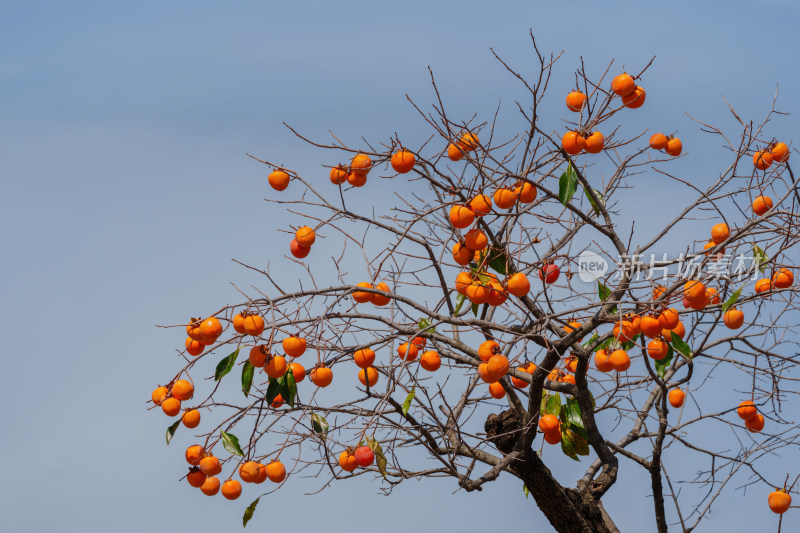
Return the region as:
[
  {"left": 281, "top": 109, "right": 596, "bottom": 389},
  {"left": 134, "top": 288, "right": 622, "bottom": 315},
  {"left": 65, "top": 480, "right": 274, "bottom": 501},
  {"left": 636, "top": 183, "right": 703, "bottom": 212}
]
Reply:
[{"left": 1, "top": 1, "right": 798, "bottom": 531}]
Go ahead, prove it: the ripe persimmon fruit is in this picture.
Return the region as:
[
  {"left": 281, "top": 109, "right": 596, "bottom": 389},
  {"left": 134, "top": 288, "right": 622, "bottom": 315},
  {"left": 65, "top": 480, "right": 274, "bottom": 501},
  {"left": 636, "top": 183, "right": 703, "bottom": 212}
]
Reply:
[
  {"left": 622, "top": 86, "right": 645, "bottom": 108},
  {"left": 668, "top": 388, "right": 685, "bottom": 408},
  {"left": 611, "top": 73, "right": 636, "bottom": 97},
  {"left": 347, "top": 171, "right": 367, "bottom": 187},
  {"left": 289, "top": 238, "right": 311, "bottom": 259},
  {"left": 753, "top": 150, "right": 773, "bottom": 170},
  {"left": 265, "top": 460, "right": 286, "bottom": 482},
  {"left": 584, "top": 132, "right": 605, "bottom": 154},
  {"left": 350, "top": 153, "right": 372, "bottom": 175},
  {"left": 511, "top": 367, "right": 530, "bottom": 388},
  {"left": 478, "top": 340, "right": 500, "bottom": 362},
  {"left": 737, "top": 400, "right": 757, "bottom": 421},
  {"left": 354, "top": 348, "right": 376, "bottom": 368},
  {"left": 420, "top": 350, "right": 441, "bottom": 371},
  {"left": 544, "top": 430, "right": 562, "bottom": 445},
  {"left": 282, "top": 336, "right": 307, "bottom": 358},
  {"left": 186, "top": 444, "right": 205, "bottom": 465},
  {"left": 397, "top": 342, "right": 419, "bottom": 362},
  {"left": 249, "top": 345, "right": 269, "bottom": 367},
  {"left": 640, "top": 315, "right": 663, "bottom": 339},
  {"left": 391, "top": 150, "right": 415, "bottom": 173},
  {"left": 358, "top": 366, "right": 379, "bottom": 387},
  {"left": 200, "top": 476, "right": 220, "bottom": 496},
  {"left": 295, "top": 226, "right": 316, "bottom": 248},
  {"left": 464, "top": 228, "right": 489, "bottom": 251},
  {"left": 465, "top": 282, "right": 490, "bottom": 305},
  {"left": 354, "top": 446, "right": 375, "bottom": 467},
  {"left": 773, "top": 268, "right": 794, "bottom": 289},
  {"left": 240, "top": 461, "right": 260, "bottom": 483},
  {"left": 771, "top": 142, "right": 790, "bottom": 163},
  {"left": 199, "top": 455, "right": 222, "bottom": 476},
  {"left": 290, "top": 362, "right": 305, "bottom": 382},
  {"left": 649, "top": 133, "right": 668, "bottom": 150},
  {"left": 506, "top": 272, "right": 531, "bottom": 297},
  {"left": 487, "top": 354, "right": 510, "bottom": 379},
  {"left": 243, "top": 314, "right": 265, "bottom": 337},
  {"left": 752, "top": 195, "right": 773, "bottom": 216},
  {"left": 185, "top": 337, "right": 205, "bottom": 356},
  {"left": 647, "top": 338, "right": 668, "bottom": 360},
  {"left": 187, "top": 467, "right": 206, "bottom": 488},
  {"left": 538, "top": 414, "right": 560, "bottom": 433},
  {"left": 152, "top": 386, "right": 168, "bottom": 405},
  {"left": 371, "top": 282, "right": 391, "bottom": 306},
  {"left": 449, "top": 205, "right": 475, "bottom": 229},
  {"left": 488, "top": 382, "right": 506, "bottom": 399},
  {"left": 221, "top": 480, "right": 242, "bottom": 500},
  {"left": 711, "top": 223, "right": 729, "bottom": 244},
  {"left": 339, "top": 451, "right": 358, "bottom": 472},
  {"left": 268, "top": 169, "right": 290, "bottom": 191},
  {"left": 609, "top": 349, "right": 630, "bottom": 372},
  {"left": 665, "top": 137, "right": 682, "bottom": 156},
  {"left": 562, "top": 131, "right": 586, "bottom": 155},
  {"left": 595, "top": 349, "right": 613, "bottom": 372},
  {"left": 723, "top": 308, "right": 744, "bottom": 329},
  {"left": 566, "top": 90, "right": 586, "bottom": 112},
  {"left": 182, "top": 409, "right": 201, "bottom": 428},
  {"left": 265, "top": 355, "right": 288, "bottom": 378},
  {"left": 447, "top": 143, "right": 463, "bottom": 161},
  {"left": 768, "top": 490, "right": 792, "bottom": 514},
  {"left": 353, "top": 282, "right": 374, "bottom": 303},
  {"left": 452, "top": 242, "right": 473, "bottom": 266},
  {"left": 310, "top": 366, "right": 333, "bottom": 387},
  {"left": 745, "top": 413, "right": 765, "bottom": 432},
  {"left": 493, "top": 188, "right": 517, "bottom": 209},
  {"left": 755, "top": 278, "right": 772, "bottom": 293},
  {"left": 539, "top": 264, "right": 560, "bottom": 284},
  {"left": 161, "top": 397, "right": 181, "bottom": 417},
  {"left": 478, "top": 362, "right": 499, "bottom": 384},
  {"left": 514, "top": 181, "right": 537, "bottom": 203},
  {"left": 469, "top": 194, "right": 492, "bottom": 217},
  {"left": 329, "top": 165, "right": 348, "bottom": 184},
  {"left": 458, "top": 132, "right": 480, "bottom": 151}
]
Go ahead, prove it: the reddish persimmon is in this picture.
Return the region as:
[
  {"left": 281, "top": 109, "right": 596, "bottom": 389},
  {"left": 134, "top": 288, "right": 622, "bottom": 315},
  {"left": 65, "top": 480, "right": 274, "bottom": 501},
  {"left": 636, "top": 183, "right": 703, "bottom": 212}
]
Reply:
[
  {"left": 354, "top": 446, "right": 375, "bottom": 467},
  {"left": 755, "top": 278, "right": 772, "bottom": 293},
  {"left": 249, "top": 345, "right": 268, "bottom": 367},
  {"left": 347, "top": 171, "right": 367, "bottom": 187},
  {"left": 544, "top": 430, "right": 562, "bottom": 445},
  {"left": 595, "top": 349, "right": 613, "bottom": 373},
  {"left": 539, "top": 264, "right": 560, "bottom": 284},
  {"left": 371, "top": 282, "right": 391, "bottom": 306},
  {"left": 539, "top": 414, "right": 560, "bottom": 433},
  {"left": 745, "top": 413, "right": 765, "bottom": 432},
  {"left": 289, "top": 239, "right": 311, "bottom": 259},
  {"left": 199, "top": 455, "right": 222, "bottom": 476},
  {"left": 737, "top": 400, "right": 757, "bottom": 421},
  {"left": 464, "top": 228, "right": 489, "bottom": 251},
  {"left": 773, "top": 268, "right": 794, "bottom": 289},
  {"left": 647, "top": 338, "right": 668, "bottom": 360},
  {"left": 290, "top": 362, "right": 305, "bottom": 382},
  {"left": 768, "top": 490, "right": 792, "bottom": 514},
  {"left": 187, "top": 467, "right": 206, "bottom": 488}
]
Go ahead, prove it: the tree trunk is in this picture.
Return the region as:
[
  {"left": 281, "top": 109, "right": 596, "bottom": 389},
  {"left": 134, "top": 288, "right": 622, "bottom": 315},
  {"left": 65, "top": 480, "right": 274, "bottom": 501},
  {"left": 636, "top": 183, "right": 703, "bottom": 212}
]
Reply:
[{"left": 486, "top": 410, "right": 618, "bottom": 533}]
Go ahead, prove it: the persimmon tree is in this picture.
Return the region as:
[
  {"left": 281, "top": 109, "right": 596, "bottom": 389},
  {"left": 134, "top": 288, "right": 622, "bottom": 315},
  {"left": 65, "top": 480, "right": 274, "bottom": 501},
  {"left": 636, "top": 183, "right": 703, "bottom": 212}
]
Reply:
[{"left": 150, "top": 34, "right": 800, "bottom": 532}]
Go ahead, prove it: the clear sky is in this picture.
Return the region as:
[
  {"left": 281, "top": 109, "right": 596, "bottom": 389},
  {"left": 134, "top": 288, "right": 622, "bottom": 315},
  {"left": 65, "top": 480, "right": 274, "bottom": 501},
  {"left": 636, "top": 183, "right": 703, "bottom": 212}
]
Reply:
[{"left": 1, "top": 1, "right": 798, "bottom": 532}]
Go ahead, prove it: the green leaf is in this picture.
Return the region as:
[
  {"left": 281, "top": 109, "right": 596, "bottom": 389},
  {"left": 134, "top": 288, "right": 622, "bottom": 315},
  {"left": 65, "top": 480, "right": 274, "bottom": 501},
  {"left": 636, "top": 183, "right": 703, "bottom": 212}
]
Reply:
[
  {"left": 471, "top": 303, "right": 479, "bottom": 317},
  {"left": 402, "top": 387, "right": 415, "bottom": 416},
  {"left": 523, "top": 483, "right": 530, "bottom": 498},
  {"left": 418, "top": 318, "right": 435, "bottom": 334},
  {"left": 560, "top": 426, "right": 579, "bottom": 461},
  {"left": 453, "top": 293, "right": 466, "bottom": 315},
  {"left": 281, "top": 368, "right": 297, "bottom": 408},
  {"left": 583, "top": 186, "right": 605, "bottom": 216},
  {"left": 487, "top": 247, "right": 508, "bottom": 275},
  {"left": 582, "top": 333, "right": 599, "bottom": 348},
  {"left": 166, "top": 419, "right": 180, "bottom": 445},
  {"left": 670, "top": 332, "right": 692, "bottom": 360},
  {"left": 544, "top": 393, "right": 561, "bottom": 417},
  {"left": 215, "top": 348, "right": 240, "bottom": 381},
  {"left": 241, "top": 361, "right": 254, "bottom": 398},
  {"left": 559, "top": 164, "right": 578, "bottom": 206},
  {"left": 721, "top": 286, "right": 743, "bottom": 313},
  {"left": 570, "top": 429, "right": 590, "bottom": 456},
  {"left": 654, "top": 344, "right": 674, "bottom": 379},
  {"left": 753, "top": 244, "right": 769, "bottom": 273},
  {"left": 564, "top": 397, "right": 584, "bottom": 430},
  {"left": 366, "top": 437, "right": 388, "bottom": 478},
  {"left": 598, "top": 281, "right": 612, "bottom": 301},
  {"left": 221, "top": 430, "right": 244, "bottom": 456},
  {"left": 621, "top": 334, "right": 641, "bottom": 351},
  {"left": 310, "top": 412, "right": 329, "bottom": 441},
  {"left": 266, "top": 378, "right": 281, "bottom": 405},
  {"left": 243, "top": 497, "right": 260, "bottom": 528}
]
